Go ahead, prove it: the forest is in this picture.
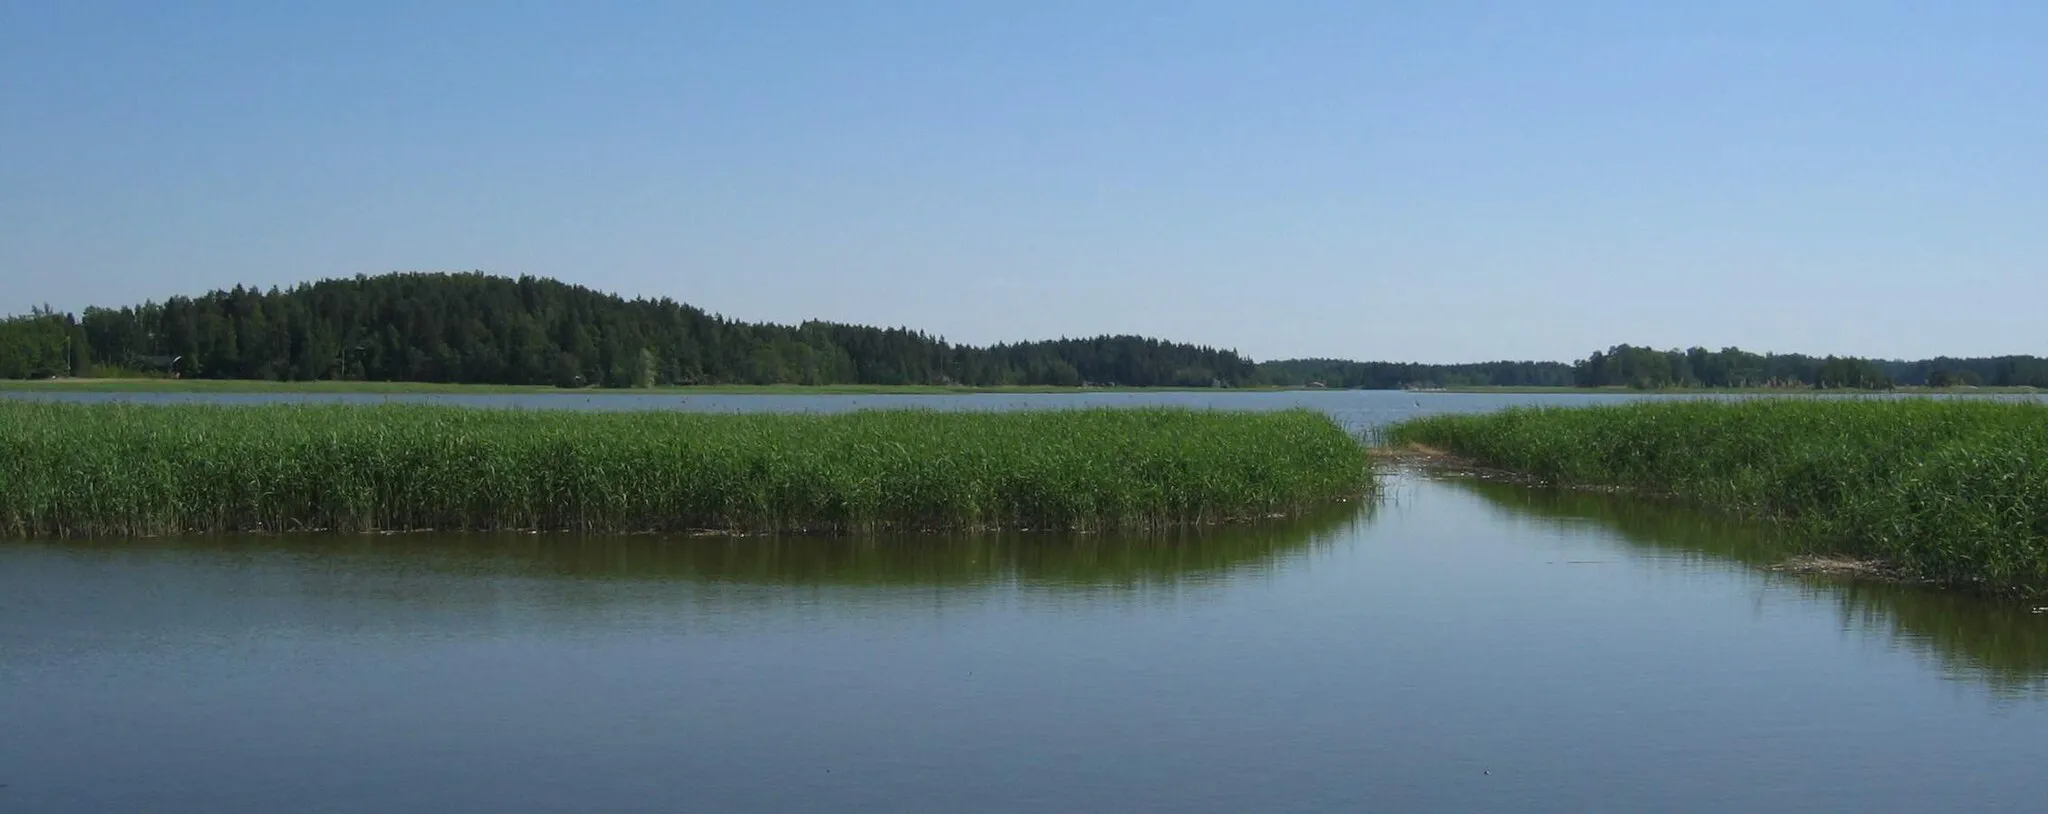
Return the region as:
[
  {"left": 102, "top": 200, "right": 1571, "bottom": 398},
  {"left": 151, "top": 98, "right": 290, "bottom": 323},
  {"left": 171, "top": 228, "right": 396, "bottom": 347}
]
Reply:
[
  {"left": 3, "top": 272, "right": 2043, "bottom": 389},
  {"left": 1255, "top": 358, "right": 1575, "bottom": 389},
  {"left": 1567, "top": 344, "right": 2048, "bottom": 389},
  {"left": 4, "top": 273, "right": 1254, "bottom": 388}
]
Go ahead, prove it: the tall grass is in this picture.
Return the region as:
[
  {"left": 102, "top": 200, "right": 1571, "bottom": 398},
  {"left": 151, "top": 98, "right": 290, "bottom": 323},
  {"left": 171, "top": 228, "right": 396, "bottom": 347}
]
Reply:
[
  {"left": 1387, "top": 398, "right": 2048, "bottom": 593},
  {"left": 0, "top": 402, "right": 1370, "bottom": 537}
]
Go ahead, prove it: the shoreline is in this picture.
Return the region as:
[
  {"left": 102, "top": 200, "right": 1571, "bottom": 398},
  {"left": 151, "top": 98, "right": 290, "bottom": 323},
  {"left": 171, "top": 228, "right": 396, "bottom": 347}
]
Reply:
[
  {"left": 1370, "top": 442, "right": 1929, "bottom": 590},
  {"left": 0, "top": 378, "right": 1310, "bottom": 396},
  {"left": 5, "top": 378, "right": 2037, "bottom": 397},
  {"left": 1379, "top": 400, "right": 2048, "bottom": 598},
  {"left": 1423, "top": 385, "right": 2041, "bottom": 395}
]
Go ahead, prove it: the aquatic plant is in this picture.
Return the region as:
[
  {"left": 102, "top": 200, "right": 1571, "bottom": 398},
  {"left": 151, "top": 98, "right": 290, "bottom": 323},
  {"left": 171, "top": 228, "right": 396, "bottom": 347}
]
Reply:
[
  {"left": 0, "top": 402, "right": 1371, "bottom": 536},
  {"left": 1388, "top": 398, "right": 2048, "bottom": 593}
]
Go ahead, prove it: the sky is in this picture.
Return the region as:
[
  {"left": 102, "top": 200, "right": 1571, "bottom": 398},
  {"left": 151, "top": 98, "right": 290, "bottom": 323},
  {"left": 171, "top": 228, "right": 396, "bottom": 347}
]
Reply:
[{"left": 2, "top": 1, "right": 2043, "bottom": 363}]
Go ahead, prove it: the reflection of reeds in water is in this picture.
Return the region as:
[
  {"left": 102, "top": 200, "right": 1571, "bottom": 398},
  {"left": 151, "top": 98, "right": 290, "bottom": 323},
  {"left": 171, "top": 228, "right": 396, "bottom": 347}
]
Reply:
[
  {"left": 1447, "top": 477, "right": 2048, "bottom": 697},
  {"left": 1833, "top": 582, "right": 2048, "bottom": 698},
  {"left": 46, "top": 500, "right": 1371, "bottom": 592}
]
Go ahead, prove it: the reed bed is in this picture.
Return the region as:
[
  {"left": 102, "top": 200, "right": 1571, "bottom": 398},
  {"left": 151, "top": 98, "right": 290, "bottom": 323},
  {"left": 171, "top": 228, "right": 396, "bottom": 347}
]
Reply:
[
  {"left": 1388, "top": 398, "right": 2048, "bottom": 593},
  {"left": 0, "top": 402, "right": 1371, "bottom": 537}
]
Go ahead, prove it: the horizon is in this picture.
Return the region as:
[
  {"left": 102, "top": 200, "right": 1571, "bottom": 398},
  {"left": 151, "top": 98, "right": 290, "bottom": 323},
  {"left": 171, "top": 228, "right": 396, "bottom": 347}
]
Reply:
[
  {"left": 11, "top": 267, "right": 2038, "bottom": 368},
  {"left": 5, "top": 2, "right": 2044, "bottom": 363}
]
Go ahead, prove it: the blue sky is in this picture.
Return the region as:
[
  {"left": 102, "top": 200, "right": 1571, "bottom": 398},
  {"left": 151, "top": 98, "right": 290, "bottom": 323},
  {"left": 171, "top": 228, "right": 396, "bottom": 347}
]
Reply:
[{"left": 3, "top": 1, "right": 2042, "bottom": 362}]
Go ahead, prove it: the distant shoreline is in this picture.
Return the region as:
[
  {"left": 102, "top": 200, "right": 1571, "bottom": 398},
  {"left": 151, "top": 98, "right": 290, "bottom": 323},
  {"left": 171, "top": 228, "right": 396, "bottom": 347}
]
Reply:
[
  {"left": 2, "top": 378, "right": 2037, "bottom": 397},
  {"left": 0, "top": 378, "right": 1306, "bottom": 396},
  {"left": 1423, "top": 385, "right": 2042, "bottom": 395}
]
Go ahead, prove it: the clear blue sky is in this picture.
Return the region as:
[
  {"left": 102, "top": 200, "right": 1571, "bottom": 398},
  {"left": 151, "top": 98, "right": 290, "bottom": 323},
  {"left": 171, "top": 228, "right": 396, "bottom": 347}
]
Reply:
[{"left": 3, "top": 1, "right": 2042, "bottom": 363}]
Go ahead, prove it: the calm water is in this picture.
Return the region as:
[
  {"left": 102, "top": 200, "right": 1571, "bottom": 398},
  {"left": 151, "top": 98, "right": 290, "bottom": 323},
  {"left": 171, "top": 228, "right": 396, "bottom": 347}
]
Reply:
[
  {"left": 6, "top": 390, "right": 2048, "bottom": 811},
  {"left": 13, "top": 387, "right": 2042, "bottom": 433},
  {"left": 5, "top": 471, "right": 2046, "bottom": 813},
  {"left": 8, "top": 387, "right": 1607, "bottom": 437}
]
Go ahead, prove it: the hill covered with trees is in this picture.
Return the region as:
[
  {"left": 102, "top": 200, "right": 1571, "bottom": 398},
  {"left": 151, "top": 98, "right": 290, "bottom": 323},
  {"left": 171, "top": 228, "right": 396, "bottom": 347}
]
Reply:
[
  {"left": 4, "top": 272, "right": 2043, "bottom": 390},
  {"left": 6, "top": 272, "right": 1256, "bottom": 388}
]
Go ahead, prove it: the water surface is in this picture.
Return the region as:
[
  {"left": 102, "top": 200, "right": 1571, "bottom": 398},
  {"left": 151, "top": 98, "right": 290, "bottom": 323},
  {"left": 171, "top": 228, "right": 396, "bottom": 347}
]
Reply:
[
  {"left": 12, "top": 388, "right": 2040, "bottom": 437},
  {"left": 5, "top": 473, "right": 2044, "bottom": 813}
]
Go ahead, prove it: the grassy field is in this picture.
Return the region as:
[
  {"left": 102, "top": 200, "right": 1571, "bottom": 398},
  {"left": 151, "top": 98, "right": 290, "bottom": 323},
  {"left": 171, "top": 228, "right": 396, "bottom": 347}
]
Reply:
[
  {"left": 0, "top": 378, "right": 1293, "bottom": 395},
  {"left": 1388, "top": 399, "right": 2048, "bottom": 594},
  {"left": 0, "top": 402, "right": 1371, "bottom": 537}
]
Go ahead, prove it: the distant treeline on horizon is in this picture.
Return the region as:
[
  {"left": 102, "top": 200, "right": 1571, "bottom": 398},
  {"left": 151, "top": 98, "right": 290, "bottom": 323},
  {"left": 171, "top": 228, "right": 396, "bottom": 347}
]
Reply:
[{"left": 2, "top": 271, "right": 2043, "bottom": 390}]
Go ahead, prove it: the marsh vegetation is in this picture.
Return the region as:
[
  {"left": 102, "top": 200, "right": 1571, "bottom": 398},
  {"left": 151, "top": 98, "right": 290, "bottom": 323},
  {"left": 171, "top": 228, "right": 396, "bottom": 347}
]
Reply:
[
  {"left": 1390, "top": 398, "right": 2048, "bottom": 594},
  {"left": 0, "top": 402, "right": 1370, "bottom": 537}
]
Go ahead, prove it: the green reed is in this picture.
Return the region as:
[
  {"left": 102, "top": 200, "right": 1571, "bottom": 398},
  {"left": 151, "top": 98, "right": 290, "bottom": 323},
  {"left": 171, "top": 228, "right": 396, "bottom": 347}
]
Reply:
[
  {"left": 1388, "top": 398, "right": 2048, "bottom": 594},
  {"left": 0, "top": 402, "right": 1371, "bottom": 537}
]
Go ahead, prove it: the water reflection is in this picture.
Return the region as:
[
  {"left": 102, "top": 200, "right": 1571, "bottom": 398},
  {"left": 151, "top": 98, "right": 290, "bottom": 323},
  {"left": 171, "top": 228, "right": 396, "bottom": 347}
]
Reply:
[
  {"left": 1442, "top": 475, "right": 2048, "bottom": 695},
  {"left": 0, "top": 506, "right": 1369, "bottom": 679},
  {"left": 25, "top": 501, "right": 1366, "bottom": 589},
  {"left": 9, "top": 476, "right": 2048, "bottom": 813}
]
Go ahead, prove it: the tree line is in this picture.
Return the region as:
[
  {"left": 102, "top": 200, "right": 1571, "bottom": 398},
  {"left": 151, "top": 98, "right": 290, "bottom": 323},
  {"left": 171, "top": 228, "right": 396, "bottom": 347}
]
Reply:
[
  {"left": 8, "top": 272, "right": 1256, "bottom": 388},
  {"left": 4, "top": 272, "right": 2042, "bottom": 390},
  {"left": 0, "top": 308, "right": 93, "bottom": 380},
  {"left": 1258, "top": 346, "right": 2048, "bottom": 390},
  {"left": 1255, "top": 358, "right": 1575, "bottom": 389},
  {"left": 1570, "top": 344, "right": 2048, "bottom": 389}
]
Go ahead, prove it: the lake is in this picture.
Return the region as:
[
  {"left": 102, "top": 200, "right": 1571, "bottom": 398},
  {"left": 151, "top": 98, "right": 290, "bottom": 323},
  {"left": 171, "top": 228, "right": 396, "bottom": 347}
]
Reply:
[
  {"left": 10, "top": 386, "right": 2040, "bottom": 427},
  {"left": 4, "top": 390, "right": 2046, "bottom": 812}
]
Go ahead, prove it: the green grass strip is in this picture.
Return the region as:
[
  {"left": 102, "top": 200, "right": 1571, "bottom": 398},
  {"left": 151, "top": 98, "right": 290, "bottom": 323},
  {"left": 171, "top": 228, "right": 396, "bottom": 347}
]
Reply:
[{"left": 0, "top": 403, "right": 1371, "bottom": 537}]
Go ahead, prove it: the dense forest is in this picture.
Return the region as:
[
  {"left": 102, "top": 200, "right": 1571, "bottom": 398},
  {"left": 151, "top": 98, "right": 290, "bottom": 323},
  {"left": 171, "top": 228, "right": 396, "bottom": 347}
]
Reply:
[
  {"left": 3, "top": 272, "right": 2043, "bottom": 390},
  {"left": 4, "top": 272, "right": 1255, "bottom": 388}
]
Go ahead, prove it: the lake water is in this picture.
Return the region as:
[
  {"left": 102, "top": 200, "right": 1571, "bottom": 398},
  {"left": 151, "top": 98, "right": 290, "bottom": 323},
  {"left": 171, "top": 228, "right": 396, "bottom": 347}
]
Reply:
[
  {"left": 5, "top": 387, "right": 1631, "bottom": 429},
  {"left": 11, "top": 386, "right": 2040, "bottom": 430},
  {"left": 4, "top": 390, "right": 2047, "bottom": 812}
]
